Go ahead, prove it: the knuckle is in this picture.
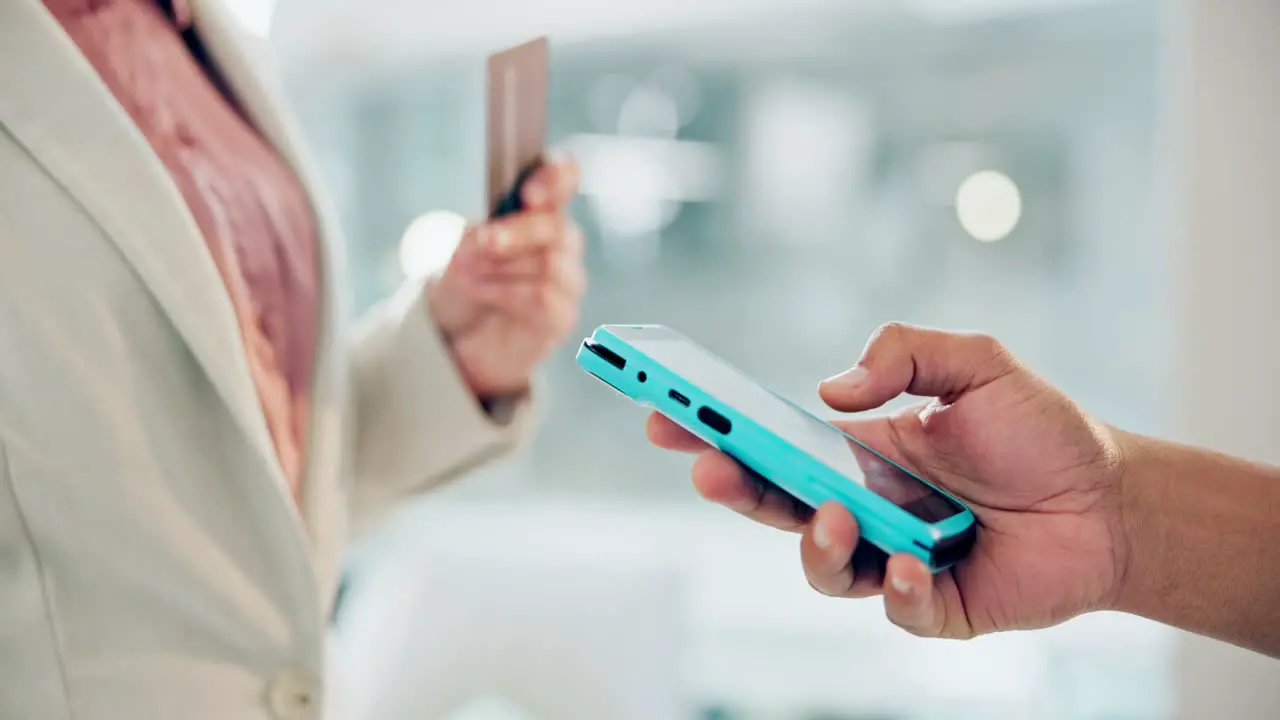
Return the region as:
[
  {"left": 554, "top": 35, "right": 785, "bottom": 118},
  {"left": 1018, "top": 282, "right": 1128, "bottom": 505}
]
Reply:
[
  {"left": 870, "top": 321, "right": 911, "bottom": 347},
  {"left": 969, "top": 332, "right": 1005, "bottom": 358},
  {"left": 886, "top": 614, "right": 929, "bottom": 637},
  {"left": 861, "top": 321, "right": 911, "bottom": 362},
  {"left": 967, "top": 332, "right": 1017, "bottom": 372},
  {"left": 804, "top": 568, "right": 842, "bottom": 598},
  {"left": 883, "top": 602, "right": 930, "bottom": 636}
]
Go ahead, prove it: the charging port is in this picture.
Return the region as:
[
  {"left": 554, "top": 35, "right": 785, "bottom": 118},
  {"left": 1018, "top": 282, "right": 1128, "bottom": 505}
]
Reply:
[
  {"left": 668, "top": 390, "right": 691, "bottom": 407},
  {"left": 697, "top": 406, "right": 732, "bottom": 435}
]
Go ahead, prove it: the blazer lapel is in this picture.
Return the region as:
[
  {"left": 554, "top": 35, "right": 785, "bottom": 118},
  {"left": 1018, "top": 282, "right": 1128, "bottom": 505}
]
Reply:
[
  {"left": 188, "top": 0, "right": 345, "bottom": 421},
  {"left": 188, "top": 0, "right": 349, "bottom": 518},
  {"left": 0, "top": 3, "right": 312, "bottom": 539},
  {"left": 190, "top": 0, "right": 355, "bottom": 600},
  {"left": 0, "top": 0, "right": 284, "bottom": 478}
]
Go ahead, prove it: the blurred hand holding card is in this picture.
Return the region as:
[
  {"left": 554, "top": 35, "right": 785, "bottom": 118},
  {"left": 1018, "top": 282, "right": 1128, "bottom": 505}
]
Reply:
[{"left": 487, "top": 37, "right": 549, "bottom": 218}]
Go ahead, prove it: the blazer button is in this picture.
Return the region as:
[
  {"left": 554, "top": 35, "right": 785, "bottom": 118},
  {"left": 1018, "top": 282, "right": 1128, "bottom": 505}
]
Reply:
[{"left": 267, "top": 667, "right": 319, "bottom": 720}]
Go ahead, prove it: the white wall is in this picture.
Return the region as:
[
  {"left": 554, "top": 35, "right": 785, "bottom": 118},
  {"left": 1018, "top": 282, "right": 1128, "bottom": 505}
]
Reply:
[{"left": 1169, "top": 0, "right": 1280, "bottom": 716}]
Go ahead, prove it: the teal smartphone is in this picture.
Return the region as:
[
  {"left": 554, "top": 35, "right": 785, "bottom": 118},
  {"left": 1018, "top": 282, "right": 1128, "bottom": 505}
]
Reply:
[{"left": 576, "top": 324, "right": 977, "bottom": 571}]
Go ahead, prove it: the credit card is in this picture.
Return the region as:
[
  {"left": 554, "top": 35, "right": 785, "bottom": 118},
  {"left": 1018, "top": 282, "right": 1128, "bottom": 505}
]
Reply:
[{"left": 486, "top": 36, "right": 549, "bottom": 217}]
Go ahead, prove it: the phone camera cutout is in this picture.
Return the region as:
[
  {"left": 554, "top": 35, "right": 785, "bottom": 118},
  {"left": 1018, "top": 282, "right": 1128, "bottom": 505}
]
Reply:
[
  {"left": 697, "top": 406, "right": 732, "bottom": 435},
  {"left": 637, "top": 371, "right": 647, "bottom": 383}
]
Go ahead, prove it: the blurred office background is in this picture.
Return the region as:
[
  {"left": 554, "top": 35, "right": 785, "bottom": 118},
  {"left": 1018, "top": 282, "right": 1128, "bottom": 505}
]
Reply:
[{"left": 258, "top": 0, "right": 1277, "bottom": 717}]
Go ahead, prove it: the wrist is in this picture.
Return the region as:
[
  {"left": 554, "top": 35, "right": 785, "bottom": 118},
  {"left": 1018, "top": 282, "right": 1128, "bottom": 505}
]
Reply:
[
  {"left": 424, "top": 277, "right": 484, "bottom": 392},
  {"left": 1111, "top": 430, "right": 1213, "bottom": 622},
  {"left": 424, "top": 276, "right": 460, "bottom": 341},
  {"left": 425, "top": 286, "right": 530, "bottom": 404},
  {"left": 1107, "top": 431, "right": 1280, "bottom": 655},
  {"left": 1110, "top": 429, "right": 1164, "bottom": 616}
]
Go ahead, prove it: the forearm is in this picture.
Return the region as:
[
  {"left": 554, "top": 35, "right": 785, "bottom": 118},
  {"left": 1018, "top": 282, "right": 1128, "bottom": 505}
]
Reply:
[
  {"left": 1114, "top": 431, "right": 1280, "bottom": 656},
  {"left": 347, "top": 281, "right": 530, "bottom": 535}
]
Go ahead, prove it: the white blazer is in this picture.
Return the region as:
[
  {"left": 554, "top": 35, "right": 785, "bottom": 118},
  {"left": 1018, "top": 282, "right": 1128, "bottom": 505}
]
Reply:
[{"left": 0, "top": 1, "right": 530, "bottom": 718}]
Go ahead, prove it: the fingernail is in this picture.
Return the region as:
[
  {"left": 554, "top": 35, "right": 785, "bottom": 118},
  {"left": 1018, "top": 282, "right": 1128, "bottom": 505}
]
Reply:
[
  {"left": 813, "top": 523, "right": 833, "bottom": 551},
  {"left": 890, "top": 575, "right": 912, "bottom": 596},
  {"left": 822, "top": 365, "right": 868, "bottom": 388}
]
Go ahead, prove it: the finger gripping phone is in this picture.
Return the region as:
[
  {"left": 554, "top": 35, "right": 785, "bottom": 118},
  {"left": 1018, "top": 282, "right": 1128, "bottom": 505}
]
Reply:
[{"left": 576, "top": 325, "right": 977, "bottom": 571}]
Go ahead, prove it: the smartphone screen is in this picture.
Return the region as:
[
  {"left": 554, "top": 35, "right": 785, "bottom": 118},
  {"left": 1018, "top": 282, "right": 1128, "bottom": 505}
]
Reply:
[{"left": 626, "top": 331, "right": 965, "bottom": 523}]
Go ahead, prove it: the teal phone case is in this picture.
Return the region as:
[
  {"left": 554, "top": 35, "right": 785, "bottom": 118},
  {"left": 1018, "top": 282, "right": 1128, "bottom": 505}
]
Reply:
[{"left": 576, "top": 324, "right": 977, "bottom": 571}]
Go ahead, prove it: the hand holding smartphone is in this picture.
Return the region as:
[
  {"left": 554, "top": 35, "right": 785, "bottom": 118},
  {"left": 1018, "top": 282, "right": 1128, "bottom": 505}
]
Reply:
[{"left": 577, "top": 325, "right": 977, "bottom": 571}]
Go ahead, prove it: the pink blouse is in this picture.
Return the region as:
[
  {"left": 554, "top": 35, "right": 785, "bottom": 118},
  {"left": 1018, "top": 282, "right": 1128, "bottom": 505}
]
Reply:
[{"left": 44, "top": 0, "right": 321, "bottom": 503}]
